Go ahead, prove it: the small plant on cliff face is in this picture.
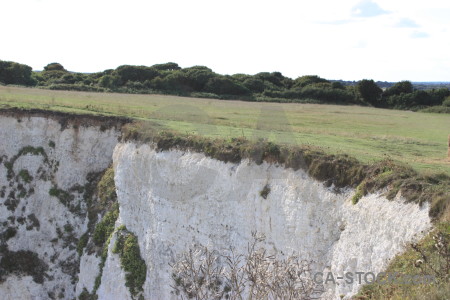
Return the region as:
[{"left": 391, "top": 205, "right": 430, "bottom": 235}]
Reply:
[
  {"left": 78, "top": 288, "right": 98, "bottom": 300},
  {"left": 97, "top": 166, "right": 117, "bottom": 205},
  {"left": 259, "top": 184, "right": 271, "bottom": 199},
  {"left": 64, "top": 223, "right": 74, "bottom": 233},
  {"left": 351, "top": 183, "right": 364, "bottom": 205},
  {"left": 77, "top": 233, "right": 89, "bottom": 256},
  {"left": 18, "top": 169, "right": 33, "bottom": 183},
  {"left": 113, "top": 227, "right": 147, "bottom": 298},
  {"left": 92, "top": 203, "right": 120, "bottom": 294},
  {"left": 93, "top": 203, "right": 119, "bottom": 246},
  {"left": 0, "top": 250, "right": 49, "bottom": 284},
  {"left": 49, "top": 186, "right": 70, "bottom": 202}
]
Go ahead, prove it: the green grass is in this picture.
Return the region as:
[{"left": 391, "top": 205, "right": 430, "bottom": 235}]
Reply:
[{"left": 1, "top": 85, "right": 449, "bottom": 175}]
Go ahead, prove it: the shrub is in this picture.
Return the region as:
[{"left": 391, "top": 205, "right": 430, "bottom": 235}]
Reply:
[
  {"left": 113, "top": 227, "right": 147, "bottom": 297},
  {"left": 97, "top": 167, "right": 117, "bottom": 205},
  {"left": 0, "top": 250, "right": 48, "bottom": 283},
  {"left": 18, "top": 169, "right": 33, "bottom": 183},
  {"left": 171, "top": 232, "right": 315, "bottom": 299},
  {"left": 443, "top": 97, "right": 450, "bottom": 107},
  {"left": 292, "top": 75, "right": 329, "bottom": 88},
  {"left": 114, "top": 65, "right": 160, "bottom": 85},
  {"left": 93, "top": 203, "right": 119, "bottom": 246},
  {"left": 259, "top": 184, "right": 271, "bottom": 199},
  {"left": 77, "top": 233, "right": 89, "bottom": 256},
  {"left": 351, "top": 183, "right": 364, "bottom": 204},
  {"left": 204, "top": 76, "right": 251, "bottom": 96},
  {"left": 420, "top": 106, "right": 450, "bottom": 114},
  {"left": 44, "top": 63, "right": 66, "bottom": 72},
  {"left": 0, "top": 60, "right": 35, "bottom": 86}
]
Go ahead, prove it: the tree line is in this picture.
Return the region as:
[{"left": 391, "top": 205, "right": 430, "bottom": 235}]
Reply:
[{"left": 1, "top": 59, "right": 449, "bottom": 111}]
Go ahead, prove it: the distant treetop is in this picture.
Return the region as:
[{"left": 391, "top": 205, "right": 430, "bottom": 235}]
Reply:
[{"left": 44, "top": 63, "right": 66, "bottom": 72}]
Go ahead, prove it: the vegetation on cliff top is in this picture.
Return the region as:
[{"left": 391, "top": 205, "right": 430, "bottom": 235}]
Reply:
[
  {"left": 122, "top": 128, "right": 450, "bottom": 221},
  {"left": 1, "top": 84, "right": 448, "bottom": 175}
]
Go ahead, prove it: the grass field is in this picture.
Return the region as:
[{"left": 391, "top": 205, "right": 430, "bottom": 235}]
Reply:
[{"left": 1, "top": 85, "right": 449, "bottom": 175}]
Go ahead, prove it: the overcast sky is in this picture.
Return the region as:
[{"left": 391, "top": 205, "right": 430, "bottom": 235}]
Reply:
[{"left": 1, "top": 0, "right": 450, "bottom": 81}]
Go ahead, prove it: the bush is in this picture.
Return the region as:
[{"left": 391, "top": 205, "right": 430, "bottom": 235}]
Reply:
[
  {"left": 47, "top": 84, "right": 105, "bottom": 92},
  {"left": 113, "top": 227, "right": 147, "bottom": 297},
  {"left": 292, "top": 75, "right": 329, "bottom": 88},
  {"left": 114, "top": 65, "right": 160, "bottom": 84},
  {"left": 18, "top": 169, "right": 33, "bottom": 183},
  {"left": 383, "top": 80, "right": 413, "bottom": 97},
  {"left": 171, "top": 232, "right": 315, "bottom": 299},
  {"left": 97, "top": 167, "right": 117, "bottom": 205},
  {"left": 443, "top": 97, "right": 450, "bottom": 107},
  {"left": 0, "top": 250, "right": 48, "bottom": 284},
  {"left": 99, "top": 75, "right": 120, "bottom": 89},
  {"left": 93, "top": 203, "right": 119, "bottom": 246},
  {"left": 255, "top": 72, "right": 287, "bottom": 88},
  {"left": 205, "top": 76, "right": 250, "bottom": 95},
  {"left": 241, "top": 77, "right": 266, "bottom": 93},
  {"left": 262, "top": 85, "right": 356, "bottom": 104},
  {"left": 420, "top": 106, "right": 450, "bottom": 114},
  {"left": 0, "top": 60, "right": 35, "bottom": 86},
  {"left": 44, "top": 63, "right": 66, "bottom": 72},
  {"left": 357, "top": 79, "right": 383, "bottom": 106}
]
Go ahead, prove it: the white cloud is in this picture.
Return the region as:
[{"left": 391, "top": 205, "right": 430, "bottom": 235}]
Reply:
[
  {"left": 410, "top": 31, "right": 430, "bottom": 38},
  {"left": 351, "top": 0, "right": 389, "bottom": 18},
  {"left": 395, "top": 18, "right": 420, "bottom": 28}
]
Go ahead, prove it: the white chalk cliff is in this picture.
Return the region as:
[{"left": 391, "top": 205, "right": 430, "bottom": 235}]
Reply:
[{"left": 0, "top": 113, "right": 432, "bottom": 299}]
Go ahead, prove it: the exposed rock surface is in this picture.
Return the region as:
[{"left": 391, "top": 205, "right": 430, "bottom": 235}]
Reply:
[
  {"left": 112, "top": 143, "right": 431, "bottom": 299},
  {"left": 0, "top": 114, "right": 121, "bottom": 299},
  {"left": 0, "top": 112, "right": 432, "bottom": 299}
]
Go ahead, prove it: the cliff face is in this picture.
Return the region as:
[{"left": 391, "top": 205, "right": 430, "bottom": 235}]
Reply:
[
  {"left": 0, "top": 112, "right": 432, "bottom": 299},
  {"left": 0, "top": 113, "right": 122, "bottom": 299},
  {"left": 111, "top": 143, "right": 431, "bottom": 299}
]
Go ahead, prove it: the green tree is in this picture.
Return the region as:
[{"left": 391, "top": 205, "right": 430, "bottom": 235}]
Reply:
[
  {"left": 0, "top": 60, "right": 35, "bottom": 86},
  {"left": 242, "top": 77, "right": 266, "bottom": 93},
  {"left": 443, "top": 96, "right": 450, "bottom": 107},
  {"left": 357, "top": 79, "right": 383, "bottom": 106},
  {"left": 44, "top": 63, "right": 66, "bottom": 72},
  {"left": 292, "top": 75, "right": 329, "bottom": 89},
  {"left": 383, "top": 81, "right": 413, "bottom": 97},
  {"left": 331, "top": 82, "right": 345, "bottom": 90},
  {"left": 157, "top": 66, "right": 216, "bottom": 93},
  {"left": 255, "top": 72, "right": 286, "bottom": 88},
  {"left": 99, "top": 75, "right": 120, "bottom": 89},
  {"left": 114, "top": 65, "right": 160, "bottom": 84},
  {"left": 151, "top": 62, "right": 181, "bottom": 71},
  {"left": 204, "top": 76, "right": 250, "bottom": 95}
]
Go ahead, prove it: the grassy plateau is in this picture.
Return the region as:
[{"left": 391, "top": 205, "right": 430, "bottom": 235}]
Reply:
[{"left": 1, "top": 85, "right": 449, "bottom": 175}]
